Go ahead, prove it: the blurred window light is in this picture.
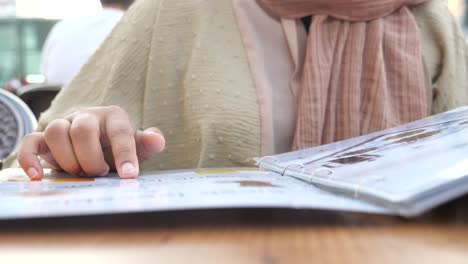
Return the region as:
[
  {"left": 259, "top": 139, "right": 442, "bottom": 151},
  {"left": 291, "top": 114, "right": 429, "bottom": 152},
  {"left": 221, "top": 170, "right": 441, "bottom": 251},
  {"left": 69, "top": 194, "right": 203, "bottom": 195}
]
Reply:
[
  {"left": 25, "top": 74, "right": 46, "bottom": 84},
  {"left": 16, "top": 0, "right": 102, "bottom": 19},
  {"left": 0, "top": 0, "right": 16, "bottom": 17}
]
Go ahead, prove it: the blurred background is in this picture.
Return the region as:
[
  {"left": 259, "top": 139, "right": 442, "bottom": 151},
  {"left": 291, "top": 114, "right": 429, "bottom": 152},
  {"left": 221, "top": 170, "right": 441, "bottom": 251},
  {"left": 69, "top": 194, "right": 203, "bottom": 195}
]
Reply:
[
  {"left": 0, "top": 0, "right": 466, "bottom": 90},
  {"left": 0, "top": 0, "right": 102, "bottom": 91}
]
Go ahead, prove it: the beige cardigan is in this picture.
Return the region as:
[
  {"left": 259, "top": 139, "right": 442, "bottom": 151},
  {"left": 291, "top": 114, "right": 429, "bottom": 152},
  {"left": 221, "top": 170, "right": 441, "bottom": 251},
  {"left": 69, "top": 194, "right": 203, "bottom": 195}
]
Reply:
[{"left": 6, "top": 0, "right": 468, "bottom": 171}]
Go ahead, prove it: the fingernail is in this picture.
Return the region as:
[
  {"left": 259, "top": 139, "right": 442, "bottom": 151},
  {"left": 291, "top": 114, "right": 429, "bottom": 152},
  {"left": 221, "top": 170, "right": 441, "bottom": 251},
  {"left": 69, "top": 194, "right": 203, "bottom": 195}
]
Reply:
[
  {"left": 121, "top": 162, "right": 137, "bottom": 178},
  {"left": 27, "top": 168, "right": 38, "bottom": 179}
]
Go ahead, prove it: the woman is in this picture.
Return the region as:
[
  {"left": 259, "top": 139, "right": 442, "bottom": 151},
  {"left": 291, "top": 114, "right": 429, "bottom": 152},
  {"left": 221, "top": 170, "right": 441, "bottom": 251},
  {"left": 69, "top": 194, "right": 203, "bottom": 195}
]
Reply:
[{"left": 9, "top": 0, "right": 468, "bottom": 179}]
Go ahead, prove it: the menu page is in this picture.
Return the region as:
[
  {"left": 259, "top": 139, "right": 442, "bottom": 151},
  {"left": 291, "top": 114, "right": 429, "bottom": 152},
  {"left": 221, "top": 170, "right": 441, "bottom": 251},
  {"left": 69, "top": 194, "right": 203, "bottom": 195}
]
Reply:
[
  {"left": 270, "top": 107, "right": 468, "bottom": 203},
  {"left": 0, "top": 168, "right": 387, "bottom": 220}
]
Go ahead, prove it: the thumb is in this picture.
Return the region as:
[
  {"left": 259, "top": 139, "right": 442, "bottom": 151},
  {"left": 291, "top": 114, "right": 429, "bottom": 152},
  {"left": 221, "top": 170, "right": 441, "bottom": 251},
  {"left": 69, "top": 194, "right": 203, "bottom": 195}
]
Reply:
[{"left": 135, "top": 127, "right": 166, "bottom": 162}]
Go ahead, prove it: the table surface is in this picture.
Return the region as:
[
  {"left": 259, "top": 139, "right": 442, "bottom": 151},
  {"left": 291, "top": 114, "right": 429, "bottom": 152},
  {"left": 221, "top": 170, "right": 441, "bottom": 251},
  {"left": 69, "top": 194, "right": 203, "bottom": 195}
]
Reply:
[{"left": 2, "top": 196, "right": 468, "bottom": 264}]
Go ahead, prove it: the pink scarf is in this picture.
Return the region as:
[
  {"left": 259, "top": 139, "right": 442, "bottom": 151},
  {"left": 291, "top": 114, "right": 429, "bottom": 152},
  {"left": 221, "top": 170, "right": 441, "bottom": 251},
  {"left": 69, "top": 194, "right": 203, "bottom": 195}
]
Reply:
[{"left": 260, "top": 0, "right": 429, "bottom": 149}]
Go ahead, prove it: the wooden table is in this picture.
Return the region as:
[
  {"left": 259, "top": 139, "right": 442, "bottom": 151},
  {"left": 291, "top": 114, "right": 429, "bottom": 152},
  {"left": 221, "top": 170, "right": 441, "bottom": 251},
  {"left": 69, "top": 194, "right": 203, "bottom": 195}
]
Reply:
[{"left": 1, "top": 196, "right": 468, "bottom": 264}]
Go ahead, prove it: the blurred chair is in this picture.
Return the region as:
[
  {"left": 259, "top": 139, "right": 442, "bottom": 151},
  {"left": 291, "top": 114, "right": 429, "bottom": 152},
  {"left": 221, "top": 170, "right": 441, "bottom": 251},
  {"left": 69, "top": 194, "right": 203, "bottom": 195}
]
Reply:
[
  {"left": 0, "top": 89, "right": 37, "bottom": 164},
  {"left": 17, "top": 84, "right": 61, "bottom": 119}
]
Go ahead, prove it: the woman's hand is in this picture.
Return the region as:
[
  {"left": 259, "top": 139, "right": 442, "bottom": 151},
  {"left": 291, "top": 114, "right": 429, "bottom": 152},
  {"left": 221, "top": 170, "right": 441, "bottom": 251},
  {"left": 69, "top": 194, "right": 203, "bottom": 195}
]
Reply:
[{"left": 17, "top": 106, "right": 165, "bottom": 180}]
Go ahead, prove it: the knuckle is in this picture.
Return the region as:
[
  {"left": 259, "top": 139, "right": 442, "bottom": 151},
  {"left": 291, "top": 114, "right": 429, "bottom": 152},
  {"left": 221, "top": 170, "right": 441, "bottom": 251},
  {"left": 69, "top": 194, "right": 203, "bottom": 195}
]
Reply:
[
  {"left": 19, "top": 132, "right": 41, "bottom": 152},
  {"left": 70, "top": 118, "right": 97, "bottom": 140},
  {"left": 44, "top": 120, "right": 70, "bottom": 140}
]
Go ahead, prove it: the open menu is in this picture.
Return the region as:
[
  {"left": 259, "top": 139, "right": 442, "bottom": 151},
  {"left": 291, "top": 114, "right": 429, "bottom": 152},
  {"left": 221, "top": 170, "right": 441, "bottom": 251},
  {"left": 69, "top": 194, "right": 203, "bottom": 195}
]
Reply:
[
  {"left": 0, "top": 168, "right": 388, "bottom": 220},
  {"left": 1, "top": 107, "right": 468, "bottom": 219},
  {"left": 258, "top": 106, "right": 468, "bottom": 216}
]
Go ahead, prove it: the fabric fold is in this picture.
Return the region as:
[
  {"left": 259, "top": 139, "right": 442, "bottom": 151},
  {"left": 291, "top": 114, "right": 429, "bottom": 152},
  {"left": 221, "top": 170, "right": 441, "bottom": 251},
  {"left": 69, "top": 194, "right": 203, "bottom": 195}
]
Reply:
[{"left": 260, "top": 0, "right": 429, "bottom": 149}]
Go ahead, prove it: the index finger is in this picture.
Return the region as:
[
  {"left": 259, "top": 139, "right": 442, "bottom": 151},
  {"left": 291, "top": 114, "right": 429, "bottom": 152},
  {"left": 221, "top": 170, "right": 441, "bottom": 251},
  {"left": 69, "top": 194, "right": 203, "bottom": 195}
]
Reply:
[
  {"left": 104, "top": 108, "right": 139, "bottom": 179},
  {"left": 17, "top": 132, "right": 47, "bottom": 180}
]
